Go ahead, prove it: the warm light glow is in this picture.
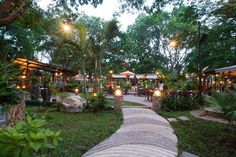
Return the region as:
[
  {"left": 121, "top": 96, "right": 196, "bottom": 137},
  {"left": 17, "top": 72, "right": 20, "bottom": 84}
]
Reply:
[
  {"left": 16, "top": 86, "right": 20, "bottom": 89},
  {"left": 63, "top": 24, "right": 71, "bottom": 32},
  {"left": 155, "top": 71, "right": 160, "bottom": 75},
  {"left": 60, "top": 72, "right": 63, "bottom": 75},
  {"left": 153, "top": 89, "right": 161, "bottom": 97},
  {"left": 22, "top": 85, "right": 26, "bottom": 89},
  {"left": 114, "top": 88, "right": 123, "bottom": 96},
  {"left": 75, "top": 88, "right": 79, "bottom": 93},
  {"left": 220, "top": 81, "right": 224, "bottom": 84},
  {"left": 109, "top": 70, "right": 113, "bottom": 74},
  {"left": 55, "top": 72, "right": 58, "bottom": 76},
  {"left": 212, "top": 81, "right": 216, "bottom": 84},
  {"left": 21, "top": 75, "right": 26, "bottom": 79},
  {"left": 170, "top": 40, "right": 178, "bottom": 48},
  {"left": 92, "top": 93, "right": 97, "bottom": 97}
]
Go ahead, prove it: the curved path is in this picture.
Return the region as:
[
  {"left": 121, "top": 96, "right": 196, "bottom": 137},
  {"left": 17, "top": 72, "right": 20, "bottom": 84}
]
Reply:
[{"left": 83, "top": 96, "right": 178, "bottom": 157}]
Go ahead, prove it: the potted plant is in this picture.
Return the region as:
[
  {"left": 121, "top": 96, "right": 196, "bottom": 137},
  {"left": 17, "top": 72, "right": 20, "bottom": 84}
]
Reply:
[{"left": 0, "top": 62, "right": 24, "bottom": 126}]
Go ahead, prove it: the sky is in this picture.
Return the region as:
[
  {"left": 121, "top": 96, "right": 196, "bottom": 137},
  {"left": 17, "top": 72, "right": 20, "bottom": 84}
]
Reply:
[{"left": 38, "top": 0, "right": 156, "bottom": 32}]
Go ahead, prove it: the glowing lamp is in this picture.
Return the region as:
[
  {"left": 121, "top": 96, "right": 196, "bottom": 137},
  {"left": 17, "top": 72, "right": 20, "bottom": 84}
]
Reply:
[
  {"left": 21, "top": 75, "right": 26, "bottom": 79},
  {"left": 75, "top": 88, "right": 79, "bottom": 95},
  {"left": 170, "top": 40, "right": 178, "bottom": 48},
  {"left": 152, "top": 88, "right": 162, "bottom": 111},
  {"left": 63, "top": 24, "right": 71, "bottom": 32},
  {"left": 22, "top": 85, "right": 26, "bottom": 89},
  {"left": 153, "top": 89, "right": 161, "bottom": 97},
  {"left": 114, "top": 88, "right": 123, "bottom": 97},
  {"left": 114, "top": 87, "right": 123, "bottom": 110},
  {"left": 55, "top": 72, "right": 58, "bottom": 76},
  {"left": 16, "top": 85, "right": 20, "bottom": 89},
  {"left": 109, "top": 70, "right": 113, "bottom": 74},
  {"left": 92, "top": 93, "right": 97, "bottom": 97}
]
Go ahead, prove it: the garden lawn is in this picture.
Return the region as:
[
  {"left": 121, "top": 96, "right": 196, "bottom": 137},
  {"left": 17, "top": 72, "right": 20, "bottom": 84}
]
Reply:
[
  {"left": 158, "top": 111, "right": 236, "bottom": 157},
  {"left": 26, "top": 107, "right": 123, "bottom": 157},
  {"left": 107, "top": 98, "right": 145, "bottom": 107}
]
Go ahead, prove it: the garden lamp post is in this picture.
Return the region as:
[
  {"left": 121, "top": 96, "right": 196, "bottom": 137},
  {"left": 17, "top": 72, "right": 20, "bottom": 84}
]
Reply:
[
  {"left": 114, "top": 87, "right": 123, "bottom": 110},
  {"left": 152, "top": 88, "right": 162, "bottom": 111},
  {"left": 75, "top": 88, "right": 79, "bottom": 95}
]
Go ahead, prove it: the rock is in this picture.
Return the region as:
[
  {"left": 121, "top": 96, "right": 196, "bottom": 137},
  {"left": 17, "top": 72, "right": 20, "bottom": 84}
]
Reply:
[
  {"left": 178, "top": 116, "right": 190, "bottom": 121},
  {"left": 60, "top": 95, "right": 86, "bottom": 112},
  {"left": 167, "top": 118, "right": 177, "bottom": 122}
]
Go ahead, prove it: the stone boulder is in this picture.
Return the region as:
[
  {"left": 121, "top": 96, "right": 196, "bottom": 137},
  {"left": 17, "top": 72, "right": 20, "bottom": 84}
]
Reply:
[{"left": 60, "top": 95, "right": 86, "bottom": 112}]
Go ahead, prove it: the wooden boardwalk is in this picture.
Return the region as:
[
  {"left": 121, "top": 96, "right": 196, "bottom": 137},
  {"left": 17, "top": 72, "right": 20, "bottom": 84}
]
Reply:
[{"left": 83, "top": 107, "right": 178, "bottom": 157}]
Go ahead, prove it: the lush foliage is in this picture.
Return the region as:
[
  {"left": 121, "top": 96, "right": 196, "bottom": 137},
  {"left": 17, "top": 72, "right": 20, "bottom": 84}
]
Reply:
[
  {"left": 159, "top": 111, "right": 236, "bottom": 157},
  {"left": 161, "top": 95, "right": 200, "bottom": 111},
  {"left": 86, "top": 92, "right": 110, "bottom": 112},
  {"left": 204, "top": 91, "right": 236, "bottom": 124},
  {"left": 0, "top": 62, "right": 20, "bottom": 107},
  {"left": 0, "top": 116, "right": 61, "bottom": 157},
  {"left": 26, "top": 106, "right": 123, "bottom": 157}
]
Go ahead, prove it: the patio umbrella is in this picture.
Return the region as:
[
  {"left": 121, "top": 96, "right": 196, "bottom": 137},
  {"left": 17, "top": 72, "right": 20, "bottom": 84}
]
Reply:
[{"left": 121, "top": 71, "right": 135, "bottom": 77}]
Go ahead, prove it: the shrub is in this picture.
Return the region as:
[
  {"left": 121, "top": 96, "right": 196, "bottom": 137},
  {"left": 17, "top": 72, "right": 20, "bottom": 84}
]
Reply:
[
  {"left": 0, "top": 117, "right": 61, "bottom": 157},
  {"left": 161, "top": 95, "right": 201, "bottom": 111},
  {"left": 86, "top": 92, "right": 109, "bottom": 112},
  {"left": 204, "top": 91, "right": 236, "bottom": 124}
]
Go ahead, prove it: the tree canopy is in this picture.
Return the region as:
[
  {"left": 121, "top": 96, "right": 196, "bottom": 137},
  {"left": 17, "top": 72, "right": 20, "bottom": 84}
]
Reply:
[{"left": 0, "top": 0, "right": 235, "bottom": 77}]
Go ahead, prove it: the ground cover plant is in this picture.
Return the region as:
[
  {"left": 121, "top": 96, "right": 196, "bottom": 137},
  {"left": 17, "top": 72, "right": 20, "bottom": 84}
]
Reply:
[
  {"left": 0, "top": 116, "right": 61, "bottom": 157},
  {"left": 158, "top": 111, "right": 236, "bottom": 157},
  {"left": 26, "top": 106, "right": 123, "bottom": 157},
  {"left": 161, "top": 95, "right": 200, "bottom": 111}
]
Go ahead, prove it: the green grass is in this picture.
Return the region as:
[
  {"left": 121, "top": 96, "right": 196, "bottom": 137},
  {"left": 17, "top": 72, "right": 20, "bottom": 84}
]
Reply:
[
  {"left": 26, "top": 107, "right": 123, "bottom": 157},
  {"left": 107, "top": 98, "right": 145, "bottom": 107},
  {"left": 158, "top": 111, "right": 236, "bottom": 157}
]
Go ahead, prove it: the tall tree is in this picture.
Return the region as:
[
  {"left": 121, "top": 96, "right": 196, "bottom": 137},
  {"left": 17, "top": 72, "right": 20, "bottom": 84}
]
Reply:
[{"left": 0, "top": 0, "right": 103, "bottom": 26}]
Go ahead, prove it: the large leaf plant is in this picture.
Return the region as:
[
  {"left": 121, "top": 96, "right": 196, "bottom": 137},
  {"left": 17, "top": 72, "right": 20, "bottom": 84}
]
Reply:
[{"left": 204, "top": 91, "right": 236, "bottom": 124}]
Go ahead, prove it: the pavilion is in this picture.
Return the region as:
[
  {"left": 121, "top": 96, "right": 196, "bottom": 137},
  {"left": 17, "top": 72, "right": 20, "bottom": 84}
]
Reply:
[{"left": 14, "top": 57, "right": 76, "bottom": 91}]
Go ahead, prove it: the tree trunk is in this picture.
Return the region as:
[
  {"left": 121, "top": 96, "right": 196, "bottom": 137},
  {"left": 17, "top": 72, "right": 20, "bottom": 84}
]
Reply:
[
  {"left": 0, "top": 0, "right": 26, "bottom": 26},
  {"left": 82, "top": 61, "right": 86, "bottom": 93},
  {"left": 93, "top": 58, "right": 98, "bottom": 93}
]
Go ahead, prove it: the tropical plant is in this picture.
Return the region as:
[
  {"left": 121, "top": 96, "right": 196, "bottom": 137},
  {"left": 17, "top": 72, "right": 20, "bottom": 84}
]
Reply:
[
  {"left": 0, "top": 62, "right": 20, "bottom": 108},
  {"left": 86, "top": 92, "right": 109, "bottom": 112},
  {"left": 0, "top": 116, "right": 61, "bottom": 157},
  {"left": 204, "top": 91, "right": 236, "bottom": 124}
]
